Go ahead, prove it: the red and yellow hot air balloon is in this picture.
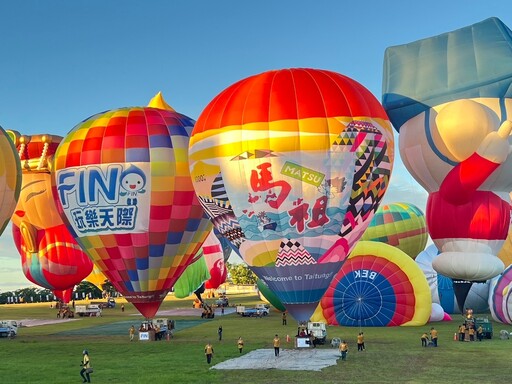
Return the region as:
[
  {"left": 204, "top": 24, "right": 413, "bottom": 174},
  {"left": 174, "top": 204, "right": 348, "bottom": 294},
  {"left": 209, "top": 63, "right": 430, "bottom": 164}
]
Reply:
[
  {"left": 52, "top": 93, "right": 212, "bottom": 318},
  {"left": 189, "top": 68, "right": 394, "bottom": 321},
  {"left": 9, "top": 131, "right": 93, "bottom": 300},
  {"left": 0, "top": 127, "right": 21, "bottom": 237}
]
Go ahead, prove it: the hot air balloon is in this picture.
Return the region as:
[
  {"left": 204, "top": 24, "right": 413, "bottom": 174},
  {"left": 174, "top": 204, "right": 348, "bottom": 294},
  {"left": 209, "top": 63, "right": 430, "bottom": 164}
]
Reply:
[
  {"left": 84, "top": 264, "right": 109, "bottom": 291},
  {"left": 52, "top": 93, "right": 212, "bottom": 318},
  {"left": 321, "top": 241, "right": 431, "bottom": 327},
  {"left": 173, "top": 255, "right": 209, "bottom": 299},
  {"left": 203, "top": 231, "right": 228, "bottom": 289},
  {"left": 189, "top": 68, "right": 394, "bottom": 321},
  {"left": 498, "top": 228, "right": 512, "bottom": 268},
  {"left": 361, "top": 202, "right": 428, "bottom": 259},
  {"left": 489, "top": 265, "right": 512, "bottom": 324},
  {"left": 9, "top": 131, "right": 93, "bottom": 300},
  {"left": 0, "top": 127, "right": 21, "bottom": 237},
  {"left": 256, "top": 279, "right": 286, "bottom": 312},
  {"left": 383, "top": 17, "right": 512, "bottom": 283}
]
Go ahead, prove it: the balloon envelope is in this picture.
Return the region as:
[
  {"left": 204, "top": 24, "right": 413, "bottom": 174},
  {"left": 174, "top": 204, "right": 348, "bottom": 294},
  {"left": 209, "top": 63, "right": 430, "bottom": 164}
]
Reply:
[
  {"left": 489, "top": 265, "right": 512, "bottom": 324},
  {"left": 53, "top": 106, "right": 212, "bottom": 318},
  {"left": 0, "top": 128, "right": 21, "bottom": 237},
  {"left": 189, "top": 68, "right": 394, "bottom": 321},
  {"left": 361, "top": 202, "right": 428, "bottom": 259},
  {"left": 10, "top": 132, "right": 92, "bottom": 298},
  {"left": 321, "top": 241, "right": 431, "bottom": 326}
]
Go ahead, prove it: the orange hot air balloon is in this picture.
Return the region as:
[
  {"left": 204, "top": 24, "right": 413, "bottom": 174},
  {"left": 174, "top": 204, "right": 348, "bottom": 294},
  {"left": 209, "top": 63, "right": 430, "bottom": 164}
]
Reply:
[
  {"left": 189, "top": 68, "right": 394, "bottom": 321},
  {"left": 0, "top": 127, "right": 21, "bottom": 237},
  {"left": 52, "top": 94, "right": 212, "bottom": 318},
  {"left": 9, "top": 131, "right": 93, "bottom": 300}
]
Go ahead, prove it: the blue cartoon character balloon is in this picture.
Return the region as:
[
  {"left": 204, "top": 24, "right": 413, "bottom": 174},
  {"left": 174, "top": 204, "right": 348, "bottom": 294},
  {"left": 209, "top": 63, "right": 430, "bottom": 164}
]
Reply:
[{"left": 119, "top": 164, "right": 147, "bottom": 205}]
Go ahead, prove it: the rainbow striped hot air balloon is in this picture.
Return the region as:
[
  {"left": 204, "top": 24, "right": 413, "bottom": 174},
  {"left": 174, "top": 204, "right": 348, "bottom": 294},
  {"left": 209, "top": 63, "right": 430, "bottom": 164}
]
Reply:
[
  {"left": 189, "top": 68, "right": 394, "bottom": 321},
  {"left": 0, "top": 127, "right": 21, "bottom": 237},
  {"left": 361, "top": 202, "right": 428, "bottom": 259},
  {"left": 52, "top": 93, "right": 212, "bottom": 318}
]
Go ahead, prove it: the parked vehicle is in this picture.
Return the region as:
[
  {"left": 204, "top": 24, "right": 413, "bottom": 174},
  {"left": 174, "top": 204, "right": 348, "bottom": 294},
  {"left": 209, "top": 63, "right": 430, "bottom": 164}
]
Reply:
[
  {"left": 238, "top": 306, "right": 270, "bottom": 317},
  {"left": 75, "top": 304, "right": 102, "bottom": 317},
  {"left": 0, "top": 320, "right": 18, "bottom": 338},
  {"left": 90, "top": 298, "right": 116, "bottom": 308},
  {"left": 475, "top": 317, "right": 493, "bottom": 339},
  {"left": 307, "top": 321, "right": 327, "bottom": 344},
  {"left": 214, "top": 295, "right": 229, "bottom": 307}
]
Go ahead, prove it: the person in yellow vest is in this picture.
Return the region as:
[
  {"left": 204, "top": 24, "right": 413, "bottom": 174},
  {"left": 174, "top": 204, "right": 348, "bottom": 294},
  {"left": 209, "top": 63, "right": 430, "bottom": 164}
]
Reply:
[
  {"left": 273, "top": 334, "right": 280, "bottom": 357},
  {"left": 430, "top": 327, "right": 438, "bottom": 347},
  {"left": 357, "top": 332, "right": 365, "bottom": 351},
  {"left": 129, "top": 325, "right": 135, "bottom": 341},
  {"left": 477, "top": 325, "right": 484, "bottom": 341},
  {"left": 237, "top": 336, "right": 244, "bottom": 353},
  {"left": 468, "top": 325, "right": 475, "bottom": 341},
  {"left": 339, "top": 340, "right": 348, "bottom": 360},
  {"left": 204, "top": 342, "right": 214, "bottom": 364},
  {"left": 458, "top": 324, "right": 466, "bottom": 342},
  {"left": 80, "top": 349, "right": 91, "bottom": 383},
  {"left": 421, "top": 332, "right": 429, "bottom": 347}
]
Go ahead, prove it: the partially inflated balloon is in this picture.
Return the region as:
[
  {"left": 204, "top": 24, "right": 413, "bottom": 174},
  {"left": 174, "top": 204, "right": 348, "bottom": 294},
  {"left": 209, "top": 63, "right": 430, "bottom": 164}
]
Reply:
[
  {"left": 256, "top": 279, "right": 286, "bottom": 312},
  {"left": 189, "top": 68, "right": 394, "bottom": 321},
  {"left": 84, "top": 264, "right": 109, "bottom": 291},
  {"left": 173, "top": 255, "right": 209, "bottom": 299},
  {"left": 0, "top": 128, "right": 21, "bottom": 236},
  {"left": 53, "top": 95, "right": 211, "bottom": 318},
  {"left": 321, "top": 241, "right": 431, "bottom": 326},
  {"left": 10, "top": 132, "right": 92, "bottom": 299},
  {"left": 361, "top": 202, "right": 427, "bottom": 259},
  {"left": 489, "top": 265, "right": 512, "bottom": 324},
  {"left": 203, "top": 231, "right": 228, "bottom": 289}
]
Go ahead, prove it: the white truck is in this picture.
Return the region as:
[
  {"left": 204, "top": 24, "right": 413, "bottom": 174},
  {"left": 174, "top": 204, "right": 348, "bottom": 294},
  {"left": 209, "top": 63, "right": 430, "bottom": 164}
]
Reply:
[
  {"left": 0, "top": 320, "right": 18, "bottom": 338},
  {"left": 75, "top": 304, "right": 102, "bottom": 317},
  {"left": 307, "top": 321, "right": 327, "bottom": 344}
]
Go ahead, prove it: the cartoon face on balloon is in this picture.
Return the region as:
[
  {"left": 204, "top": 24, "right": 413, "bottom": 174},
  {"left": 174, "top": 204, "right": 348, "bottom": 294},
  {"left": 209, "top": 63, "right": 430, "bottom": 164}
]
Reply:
[
  {"left": 8, "top": 132, "right": 92, "bottom": 296},
  {"left": 383, "top": 18, "right": 512, "bottom": 281},
  {"left": 190, "top": 68, "right": 394, "bottom": 321},
  {"left": 53, "top": 96, "right": 212, "bottom": 318}
]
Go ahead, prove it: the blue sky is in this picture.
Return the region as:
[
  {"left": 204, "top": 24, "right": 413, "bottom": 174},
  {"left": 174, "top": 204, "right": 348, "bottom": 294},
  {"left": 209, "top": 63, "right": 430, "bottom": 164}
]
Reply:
[{"left": 0, "top": 1, "right": 511, "bottom": 291}]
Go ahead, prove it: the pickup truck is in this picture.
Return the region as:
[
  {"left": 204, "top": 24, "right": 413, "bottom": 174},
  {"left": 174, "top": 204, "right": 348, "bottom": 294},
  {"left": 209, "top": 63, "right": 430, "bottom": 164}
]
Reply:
[{"left": 0, "top": 320, "right": 18, "bottom": 338}]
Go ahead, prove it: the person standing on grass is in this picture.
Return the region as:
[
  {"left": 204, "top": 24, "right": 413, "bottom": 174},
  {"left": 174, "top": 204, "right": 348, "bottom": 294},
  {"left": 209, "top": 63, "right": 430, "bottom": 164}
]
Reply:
[
  {"left": 80, "top": 349, "right": 91, "bottom": 383},
  {"left": 430, "top": 327, "right": 438, "bottom": 347},
  {"left": 477, "top": 325, "right": 483, "bottom": 341},
  {"left": 458, "top": 324, "right": 466, "bottom": 342},
  {"left": 237, "top": 336, "right": 244, "bottom": 353},
  {"left": 129, "top": 325, "right": 135, "bottom": 341},
  {"left": 282, "top": 312, "right": 287, "bottom": 325},
  {"left": 421, "top": 331, "right": 429, "bottom": 347},
  {"left": 339, "top": 340, "right": 348, "bottom": 360},
  {"left": 357, "top": 332, "right": 365, "bottom": 351},
  {"left": 218, "top": 325, "right": 223, "bottom": 341},
  {"left": 204, "top": 342, "right": 214, "bottom": 364},
  {"left": 273, "top": 334, "right": 280, "bottom": 357}
]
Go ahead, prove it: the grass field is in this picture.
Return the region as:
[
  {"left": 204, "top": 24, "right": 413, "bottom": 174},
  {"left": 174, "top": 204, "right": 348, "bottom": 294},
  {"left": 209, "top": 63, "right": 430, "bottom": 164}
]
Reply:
[{"left": 0, "top": 291, "right": 511, "bottom": 384}]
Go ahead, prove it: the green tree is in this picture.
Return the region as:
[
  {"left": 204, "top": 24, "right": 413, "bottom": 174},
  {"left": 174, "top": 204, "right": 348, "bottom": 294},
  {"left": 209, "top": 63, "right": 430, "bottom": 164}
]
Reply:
[
  {"left": 75, "top": 281, "right": 102, "bottom": 299},
  {"left": 226, "top": 262, "right": 258, "bottom": 285}
]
